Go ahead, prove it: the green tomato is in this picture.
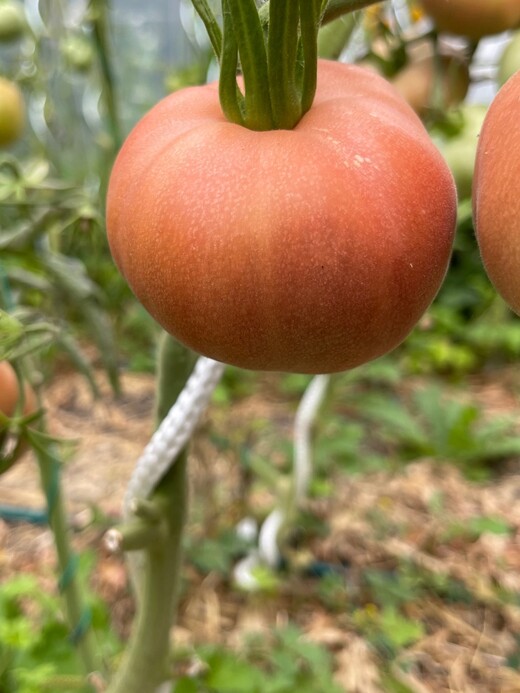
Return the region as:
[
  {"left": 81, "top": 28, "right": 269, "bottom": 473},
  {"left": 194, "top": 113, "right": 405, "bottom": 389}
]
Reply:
[
  {"left": 0, "top": 76, "right": 25, "bottom": 146},
  {"left": 437, "top": 105, "right": 488, "bottom": 201},
  {"left": 0, "top": 1, "right": 26, "bottom": 42},
  {"left": 498, "top": 31, "right": 520, "bottom": 87},
  {"left": 60, "top": 35, "right": 94, "bottom": 73}
]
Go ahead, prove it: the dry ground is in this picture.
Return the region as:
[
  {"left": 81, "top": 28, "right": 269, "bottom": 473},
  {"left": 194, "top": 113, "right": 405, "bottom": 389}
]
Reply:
[{"left": 1, "top": 367, "right": 520, "bottom": 692}]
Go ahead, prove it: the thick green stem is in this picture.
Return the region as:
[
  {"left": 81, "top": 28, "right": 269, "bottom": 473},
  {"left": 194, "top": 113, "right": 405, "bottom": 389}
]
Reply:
[
  {"left": 259, "top": 0, "right": 383, "bottom": 27},
  {"left": 323, "top": 0, "right": 382, "bottom": 23},
  {"left": 107, "top": 334, "right": 197, "bottom": 693},
  {"left": 36, "top": 447, "right": 102, "bottom": 686},
  {"left": 219, "top": 0, "right": 245, "bottom": 126},
  {"left": 190, "top": 0, "right": 223, "bottom": 60},
  {"left": 105, "top": 456, "right": 189, "bottom": 693},
  {"left": 227, "top": 0, "right": 274, "bottom": 130},
  {"left": 155, "top": 333, "right": 198, "bottom": 425},
  {"left": 299, "top": 0, "right": 321, "bottom": 115},
  {"left": 268, "top": 0, "right": 301, "bottom": 128},
  {"left": 317, "top": 13, "right": 357, "bottom": 59}
]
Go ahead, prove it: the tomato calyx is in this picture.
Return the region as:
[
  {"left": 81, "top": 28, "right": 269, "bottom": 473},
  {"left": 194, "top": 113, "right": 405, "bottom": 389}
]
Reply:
[{"left": 191, "top": 0, "right": 382, "bottom": 132}]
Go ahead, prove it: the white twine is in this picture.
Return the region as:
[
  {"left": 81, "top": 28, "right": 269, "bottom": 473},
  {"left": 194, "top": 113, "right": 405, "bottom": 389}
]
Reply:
[
  {"left": 293, "top": 374, "right": 330, "bottom": 504},
  {"left": 123, "top": 356, "right": 225, "bottom": 519},
  {"left": 247, "top": 374, "right": 330, "bottom": 575}
]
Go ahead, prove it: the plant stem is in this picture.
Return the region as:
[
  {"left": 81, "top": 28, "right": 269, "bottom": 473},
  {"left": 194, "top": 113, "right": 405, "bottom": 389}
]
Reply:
[
  {"left": 105, "top": 456, "right": 189, "bottom": 693},
  {"left": 258, "top": 0, "right": 383, "bottom": 27},
  {"left": 36, "top": 447, "right": 102, "bottom": 685},
  {"left": 88, "top": 0, "right": 121, "bottom": 151},
  {"left": 107, "top": 334, "right": 197, "bottom": 693}
]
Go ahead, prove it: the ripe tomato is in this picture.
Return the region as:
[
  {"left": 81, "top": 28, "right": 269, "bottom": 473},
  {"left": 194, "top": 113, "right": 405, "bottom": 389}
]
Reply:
[
  {"left": 420, "top": 0, "right": 520, "bottom": 40},
  {"left": 0, "top": 361, "right": 36, "bottom": 419},
  {"left": 107, "top": 59, "right": 457, "bottom": 373},
  {"left": 392, "top": 55, "right": 469, "bottom": 117},
  {"left": 0, "top": 77, "right": 25, "bottom": 146},
  {"left": 473, "top": 71, "right": 520, "bottom": 314}
]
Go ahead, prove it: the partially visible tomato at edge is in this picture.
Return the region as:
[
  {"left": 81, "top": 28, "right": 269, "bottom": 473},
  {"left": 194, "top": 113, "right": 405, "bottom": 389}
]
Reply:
[
  {"left": 0, "top": 361, "right": 36, "bottom": 420},
  {"left": 420, "top": 0, "right": 520, "bottom": 40},
  {"left": 106, "top": 59, "right": 457, "bottom": 374},
  {"left": 473, "top": 70, "right": 520, "bottom": 315}
]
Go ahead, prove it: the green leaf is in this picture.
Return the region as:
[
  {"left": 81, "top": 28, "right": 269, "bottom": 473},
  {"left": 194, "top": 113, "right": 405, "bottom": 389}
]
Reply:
[
  {"left": 205, "top": 651, "right": 265, "bottom": 691},
  {"left": 173, "top": 677, "right": 199, "bottom": 693},
  {"left": 378, "top": 607, "right": 425, "bottom": 649}
]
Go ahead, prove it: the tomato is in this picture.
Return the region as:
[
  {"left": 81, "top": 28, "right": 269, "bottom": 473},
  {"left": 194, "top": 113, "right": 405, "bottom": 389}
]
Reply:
[
  {"left": 420, "top": 0, "right": 520, "bottom": 40},
  {"left": 392, "top": 55, "right": 469, "bottom": 117},
  {"left": 0, "top": 361, "right": 36, "bottom": 419},
  {"left": 473, "top": 71, "right": 520, "bottom": 314},
  {"left": 498, "top": 31, "right": 520, "bottom": 86},
  {"left": 106, "top": 59, "right": 457, "bottom": 374},
  {"left": 61, "top": 35, "right": 94, "bottom": 73},
  {"left": 0, "top": 1, "right": 26, "bottom": 42},
  {"left": 437, "top": 105, "right": 488, "bottom": 200},
  {"left": 0, "top": 77, "right": 25, "bottom": 146}
]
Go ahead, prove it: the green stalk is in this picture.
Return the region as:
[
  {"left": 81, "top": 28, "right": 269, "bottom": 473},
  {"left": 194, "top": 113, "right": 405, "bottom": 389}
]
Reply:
[
  {"left": 154, "top": 333, "right": 198, "bottom": 425},
  {"left": 323, "top": 0, "right": 382, "bottom": 23},
  {"left": 317, "top": 13, "right": 357, "bottom": 59},
  {"left": 219, "top": 0, "right": 246, "bottom": 126},
  {"left": 268, "top": 0, "right": 301, "bottom": 129},
  {"left": 105, "top": 456, "right": 189, "bottom": 693},
  {"left": 35, "top": 446, "right": 102, "bottom": 686},
  {"left": 88, "top": 0, "right": 122, "bottom": 153},
  {"left": 299, "top": 0, "right": 321, "bottom": 115},
  {"left": 190, "top": 0, "right": 223, "bottom": 60},
  {"left": 259, "top": 0, "right": 383, "bottom": 27},
  {"left": 107, "top": 334, "right": 197, "bottom": 693},
  {"left": 226, "top": 0, "right": 274, "bottom": 130}
]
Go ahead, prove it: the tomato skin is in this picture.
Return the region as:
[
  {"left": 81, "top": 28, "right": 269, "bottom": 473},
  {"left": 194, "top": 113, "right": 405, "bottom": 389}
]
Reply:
[
  {"left": 420, "top": 0, "right": 520, "bottom": 40},
  {"left": 473, "top": 71, "right": 520, "bottom": 315},
  {"left": 0, "top": 362, "right": 35, "bottom": 419},
  {"left": 107, "top": 60, "right": 457, "bottom": 374}
]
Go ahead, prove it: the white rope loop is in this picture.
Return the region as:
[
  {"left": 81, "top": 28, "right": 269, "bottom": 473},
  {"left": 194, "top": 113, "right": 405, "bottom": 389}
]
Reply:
[
  {"left": 256, "top": 374, "right": 330, "bottom": 571},
  {"left": 123, "top": 356, "right": 225, "bottom": 518}
]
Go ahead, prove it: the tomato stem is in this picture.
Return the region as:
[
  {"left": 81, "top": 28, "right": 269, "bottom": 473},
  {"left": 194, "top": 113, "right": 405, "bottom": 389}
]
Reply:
[
  {"left": 219, "top": 0, "right": 245, "bottom": 126},
  {"left": 299, "top": 0, "right": 321, "bottom": 115},
  {"left": 226, "top": 0, "right": 274, "bottom": 131},
  {"left": 106, "top": 335, "right": 197, "bottom": 693},
  {"left": 190, "top": 0, "right": 223, "bottom": 60},
  {"left": 191, "top": 0, "right": 383, "bottom": 131},
  {"left": 268, "top": 0, "right": 301, "bottom": 129}
]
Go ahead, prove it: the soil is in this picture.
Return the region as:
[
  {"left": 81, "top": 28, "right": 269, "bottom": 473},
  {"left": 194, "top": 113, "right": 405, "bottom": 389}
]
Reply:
[{"left": 1, "top": 366, "right": 520, "bottom": 692}]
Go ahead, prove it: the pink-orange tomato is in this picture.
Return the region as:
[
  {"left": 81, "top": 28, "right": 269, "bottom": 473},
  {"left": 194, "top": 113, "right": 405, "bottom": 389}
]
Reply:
[
  {"left": 473, "top": 71, "right": 520, "bottom": 314},
  {"left": 106, "top": 59, "right": 457, "bottom": 374},
  {"left": 0, "top": 361, "right": 36, "bottom": 419},
  {"left": 420, "top": 0, "right": 520, "bottom": 40}
]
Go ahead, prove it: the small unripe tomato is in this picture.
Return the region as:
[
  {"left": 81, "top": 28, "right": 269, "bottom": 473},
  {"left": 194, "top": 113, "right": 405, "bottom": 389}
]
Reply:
[
  {"left": 420, "top": 0, "right": 520, "bottom": 40},
  {"left": 392, "top": 55, "right": 469, "bottom": 117},
  {"left": 498, "top": 32, "right": 520, "bottom": 87},
  {"left": 107, "top": 60, "right": 457, "bottom": 374},
  {"left": 60, "top": 35, "right": 94, "bottom": 73},
  {"left": 473, "top": 71, "right": 520, "bottom": 314},
  {"left": 0, "top": 1, "right": 26, "bottom": 42},
  {"left": 0, "top": 76, "right": 25, "bottom": 146},
  {"left": 0, "top": 361, "right": 36, "bottom": 420}
]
